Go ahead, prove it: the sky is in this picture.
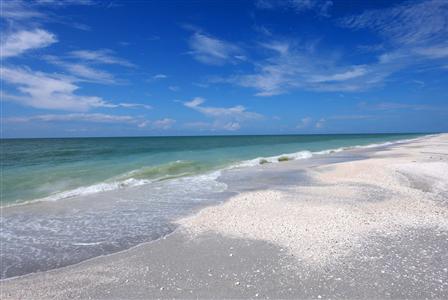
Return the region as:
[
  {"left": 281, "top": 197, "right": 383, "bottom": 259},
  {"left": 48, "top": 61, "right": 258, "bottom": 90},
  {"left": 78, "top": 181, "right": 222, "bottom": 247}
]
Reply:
[{"left": 1, "top": 0, "right": 448, "bottom": 138}]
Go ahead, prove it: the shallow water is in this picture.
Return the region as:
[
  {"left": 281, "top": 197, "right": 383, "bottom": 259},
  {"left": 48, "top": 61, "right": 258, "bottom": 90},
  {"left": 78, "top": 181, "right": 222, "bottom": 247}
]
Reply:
[
  {"left": 0, "top": 134, "right": 427, "bottom": 278},
  {"left": 2, "top": 134, "right": 423, "bottom": 204}
]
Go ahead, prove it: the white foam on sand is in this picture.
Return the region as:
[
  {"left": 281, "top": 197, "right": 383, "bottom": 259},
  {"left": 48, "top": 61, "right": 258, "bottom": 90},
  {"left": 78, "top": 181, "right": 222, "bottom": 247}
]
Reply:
[{"left": 178, "top": 134, "right": 448, "bottom": 266}]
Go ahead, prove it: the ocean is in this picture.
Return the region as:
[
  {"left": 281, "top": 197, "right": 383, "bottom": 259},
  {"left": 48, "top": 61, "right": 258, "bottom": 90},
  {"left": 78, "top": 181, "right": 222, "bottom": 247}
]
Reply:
[{"left": 0, "top": 133, "right": 426, "bottom": 278}]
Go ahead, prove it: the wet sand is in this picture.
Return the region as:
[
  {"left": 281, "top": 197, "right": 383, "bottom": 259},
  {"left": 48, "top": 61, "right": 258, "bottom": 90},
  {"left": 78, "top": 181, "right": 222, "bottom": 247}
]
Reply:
[{"left": 1, "top": 134, "right": 448, "bottom": 299}]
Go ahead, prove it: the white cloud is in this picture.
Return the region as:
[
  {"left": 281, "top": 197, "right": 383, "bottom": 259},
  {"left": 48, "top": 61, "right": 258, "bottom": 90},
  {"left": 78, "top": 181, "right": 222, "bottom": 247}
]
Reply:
[
  {"left": 296, "top": 117, "right": 312, "bottom": 128},
  {"left": 188, "top": 32, "right": 243, "bottom": 65},
  {"left": 415, "top": 45, "right": 448, "bottom": 59},
  {"left": 315, "top": 118, "right": 326, "bottom": 128},
  {"left": 34, "top": 0, "right": 95, "bottom": 6},
  {"left": 116, "top": 103, "right": 152, "bottom": 110},
  {"left": 184, "top": 97, "right": 262, "bottom": 120},
  {"left": 255, "top": 0, "right": 333, "bottom": 17},
  {"left": 341, "top": 0, "right": 448, "bottom": 69},
  {"left": 218, "top": 1, "right": 448, "bottom": 96},
  {"left": 1, "top": 67, "right": 150, "bottom": 111},
  {"left": 359, "top": 101, "right": 440, "bottom": 111},
  {"left": 6, "top": 113, "right": 140, "bottom": 125},
  {"left": 185, "top": 120, "right": 241, "bottom": 132},
  {"left": 308, "top": 66, "right": 367, "bottom": 83},
  {"left": 168, "top": 85, "right": 180, "bottom": 92},
  {"left": 183, "top": 97, "right": 262, "bottom": 131},
  {"left": 341, "top": 0, "right": 448, "bottom": 47},
  {"left": 228, "top": 40, "right": 387, "bottom": 96},
  {"left": 0, "top": 1, "right": 45, "bottom": 21},
  {"left": 5, "top": 113, "right": 174, "bottom": 130},
  {"left": 69, "top": 49, "right": 134, "bottom": 67},
  {"left": 1, "top": 29, "right": 57, "bottom": 58},
  {"left": 44, "top": 55, "right": 117, "bottom": 84},
  {"left": 1, "top": 67, "right": 110, "bottom": 111},
  {"left": 152, "top": 118, "right": 176, "bottom": 129},
  {"left": 152, "top": 74, "right": 168, "bottom": 80},
  {"left": 63, "top": 63, "right": 115, "bottom": 83}
]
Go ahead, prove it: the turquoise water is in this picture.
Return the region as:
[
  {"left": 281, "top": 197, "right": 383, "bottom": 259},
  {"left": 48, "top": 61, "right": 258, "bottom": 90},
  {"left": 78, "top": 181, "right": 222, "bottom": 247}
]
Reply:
[
  {"left": 0, "top": 133, "right": 429, "bottom": 278},
  {"left": 2, "top": 133, "right": 425, "bottom": 205}
]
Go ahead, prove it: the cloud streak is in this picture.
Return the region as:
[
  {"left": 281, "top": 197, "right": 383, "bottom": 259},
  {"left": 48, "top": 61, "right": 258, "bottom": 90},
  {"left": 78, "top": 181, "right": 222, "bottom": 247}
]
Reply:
[
  {"left": 1, "top": 67, "right": 150, "bottom": 111},
  {"left": 188, "top": 31, "right": 244, "bottom": 65},
  {"left": 183, "top": 97, "right": 262, "bottom": 131},
  {"left": 69, "top": 49, "right": 135, "bottom": 67},
  {"left": 255, "top": 0, "right": 333, "bottom": 17},
  {"left": 1, "top": 29, "right": 57, "bottom": 58}
]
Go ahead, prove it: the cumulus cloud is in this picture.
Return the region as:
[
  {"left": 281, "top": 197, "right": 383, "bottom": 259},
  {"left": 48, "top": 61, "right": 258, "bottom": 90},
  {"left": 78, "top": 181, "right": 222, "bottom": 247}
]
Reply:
[
  {"left": 1, "top": 29, "right": 57, "bottom": 58},
  {"left": 1, "top": 67, "right": 110, "bottom": 111}
]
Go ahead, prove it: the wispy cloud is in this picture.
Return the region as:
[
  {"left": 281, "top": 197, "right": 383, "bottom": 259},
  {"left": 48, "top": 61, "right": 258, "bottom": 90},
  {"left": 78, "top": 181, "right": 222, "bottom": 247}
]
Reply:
[
  {"left": 69, "top": 49, "right": 135, "bottom": 67},
  {"left": 315, "top": 118, "right": 326, "bottom": 128},
  {"left": 152, "top": 74, "right": 168, "bottom": 80},
  {"left": 359, "top": 101, "right": 442, "bottom": 112},
  {"left": 1, "top": 0, "right": 94, "bottom": 27},
  {"left": 1, "top": 67, "right": 149, "bottom": 111},
  {"left": 184, "top": 97, "right": 262, "bottom": 120},
  {"left": 1, "top": 1, "right": 45, "bottom": 22},
  {"left": 1, "top": 29, "right": 57, "bottom": 58},
  {"left": 227, "top": 40, "right": 385, "bottom": 96},
  {"left": 296, "top": 117, "right": 312, "bottom": 129},
  {"left": 341, "top": 0, "right": 448, "bottom": 64},
  {"left": 341, "top": 0, "right": 448, "bottom": 47},
  {"left": 44, "top": 55, "right": 116, "bottom": 84},
  {"left": 152, "top": 118, "right": 176, "bottom": 129},
  {"left": 4, "top": 113, "right": 174, "bottom": 130},
  {"left": 5, "top": 113, "right": 143, "bottom": 125},
  {"left": 183, "top": 97, "right": 262, "bottom": 131},
  {"left": 34, "top": 0, "right": 96, "bottom": 6},
  {"left": 188, "top": 31, "right": 244, "bottom": 65},
  {"left": 168, "top": 85, "right": 180, "bottom": 92},
  {"left": 255, "top": 0, "right": 333, "bottom": 17}
]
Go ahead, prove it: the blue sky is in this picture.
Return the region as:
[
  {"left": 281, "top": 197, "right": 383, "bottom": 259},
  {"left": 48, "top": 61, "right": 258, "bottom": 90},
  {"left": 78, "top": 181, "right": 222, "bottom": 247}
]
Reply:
[{"left": 1, "top": 0, "right": 447, "bottom": 138}]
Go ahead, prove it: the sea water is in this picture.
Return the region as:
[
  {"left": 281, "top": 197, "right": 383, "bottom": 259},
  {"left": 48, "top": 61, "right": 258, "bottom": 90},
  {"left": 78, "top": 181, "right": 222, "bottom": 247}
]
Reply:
[{"left": 0, "top": 133, "right": 427, "bottom": 278}]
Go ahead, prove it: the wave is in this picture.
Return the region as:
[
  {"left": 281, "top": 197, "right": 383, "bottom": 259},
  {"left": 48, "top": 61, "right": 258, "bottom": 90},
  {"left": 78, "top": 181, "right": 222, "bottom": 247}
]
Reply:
[
  {"left": 118, "top": 160, "right": 210, "bottom": 181},
  {"left": 6, "top": 134, "right": 429, "bottom": 207},
  {"left": 8, "top": 161, "right": 222, "bottom": 206},
  {"left": 232, "top": 135, "right": 427, "bottom": 168}
]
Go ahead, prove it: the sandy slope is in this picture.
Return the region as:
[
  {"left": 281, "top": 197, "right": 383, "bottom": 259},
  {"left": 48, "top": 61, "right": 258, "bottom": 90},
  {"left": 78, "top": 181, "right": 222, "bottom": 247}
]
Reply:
[{"left": 179, "top": 134, "right": 448, "bottom": 266}]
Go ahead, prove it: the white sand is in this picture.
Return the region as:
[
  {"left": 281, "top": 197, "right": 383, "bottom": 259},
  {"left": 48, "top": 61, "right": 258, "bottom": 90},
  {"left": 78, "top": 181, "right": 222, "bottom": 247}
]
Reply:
[{"left": 178, "top": 134, "right": 448, "bottom": 266}]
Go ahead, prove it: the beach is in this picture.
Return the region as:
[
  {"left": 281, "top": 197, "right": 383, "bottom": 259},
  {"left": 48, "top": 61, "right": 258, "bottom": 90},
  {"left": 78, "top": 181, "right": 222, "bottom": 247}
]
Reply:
[{"left": 1, "top": 133, "right": 448, "bottom": 299}]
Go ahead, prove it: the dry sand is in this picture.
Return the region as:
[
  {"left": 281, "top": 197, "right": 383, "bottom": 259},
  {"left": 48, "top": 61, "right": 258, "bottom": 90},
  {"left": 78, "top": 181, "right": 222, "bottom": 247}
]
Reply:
[{"left": 1, "top": 134, "right": 448, "bottom": 299}]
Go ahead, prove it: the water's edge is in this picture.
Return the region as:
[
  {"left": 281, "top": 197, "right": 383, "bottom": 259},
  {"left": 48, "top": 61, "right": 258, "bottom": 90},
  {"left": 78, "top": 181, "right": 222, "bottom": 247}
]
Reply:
[{"left": 0, "top": 134, "right": 434, "bottom": 280}]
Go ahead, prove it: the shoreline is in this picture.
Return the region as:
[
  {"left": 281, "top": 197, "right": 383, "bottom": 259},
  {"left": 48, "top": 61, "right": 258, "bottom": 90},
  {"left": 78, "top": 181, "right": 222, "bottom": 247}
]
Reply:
[
  {"left": 1, "top": 133, "right": 448, "bottom": 299},
  {"left": 2, "top": 133, "right": 428, "bottom": 208}
]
